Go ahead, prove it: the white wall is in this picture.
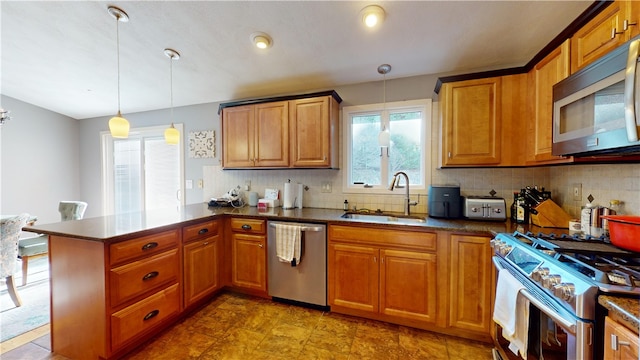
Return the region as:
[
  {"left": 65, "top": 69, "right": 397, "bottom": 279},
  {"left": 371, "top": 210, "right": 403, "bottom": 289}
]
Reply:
[{"left": 0, "top": 95, "right": 80, "bottom": 224}]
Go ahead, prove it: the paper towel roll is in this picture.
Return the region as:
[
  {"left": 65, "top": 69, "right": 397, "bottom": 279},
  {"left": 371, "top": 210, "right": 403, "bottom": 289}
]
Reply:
[
  {"left": 283, "top": 183, "right": 295, "bottom": 209},
  {"left": 296, "top": 184, "right": 304, "bottom": 209}
]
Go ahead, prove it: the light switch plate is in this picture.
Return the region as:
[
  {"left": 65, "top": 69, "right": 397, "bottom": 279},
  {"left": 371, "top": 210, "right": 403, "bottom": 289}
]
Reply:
[{"left": 321, "top": 181, "right": 332, "bottom": 193}]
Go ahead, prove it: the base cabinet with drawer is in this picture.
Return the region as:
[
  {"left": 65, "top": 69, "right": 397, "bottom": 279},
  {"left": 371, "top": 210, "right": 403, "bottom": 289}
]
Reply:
[
  {"left": 48, "top": 229, "right": 182, "bottom": 360},
  {"left": 183, "top": 219, "right": 221, "bottom": 308},
  {"left": 328, "top": 224, "right": 445, "bottom": 327},
  {"left": 229, "top": 217, "right": 268, "bottom": 294}
]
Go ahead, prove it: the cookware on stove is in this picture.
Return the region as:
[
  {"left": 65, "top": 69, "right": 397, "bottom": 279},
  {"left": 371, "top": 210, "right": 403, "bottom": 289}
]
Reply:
[{"left": 601, "top": 215, "right": 640, "bottom": 252}]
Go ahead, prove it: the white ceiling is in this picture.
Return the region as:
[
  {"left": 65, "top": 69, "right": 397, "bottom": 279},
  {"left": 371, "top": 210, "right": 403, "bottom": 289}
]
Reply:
[{"left": 1, "top": 1, "right": 593, "bottom": 120}]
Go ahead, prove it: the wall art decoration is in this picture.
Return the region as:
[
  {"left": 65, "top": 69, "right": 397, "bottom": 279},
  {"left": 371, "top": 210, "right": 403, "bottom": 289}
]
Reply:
[{"left": 188, "top": 130, "right": 215, "bottom": 158}]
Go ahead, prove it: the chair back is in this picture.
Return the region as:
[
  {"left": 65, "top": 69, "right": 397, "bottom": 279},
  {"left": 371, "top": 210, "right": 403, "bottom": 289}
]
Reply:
[
  {"left": 0, "top": 213, "right": 30, "bottom": 278},
  {"left": 58, "top": 201, "right": 88, "bottom": 221}
]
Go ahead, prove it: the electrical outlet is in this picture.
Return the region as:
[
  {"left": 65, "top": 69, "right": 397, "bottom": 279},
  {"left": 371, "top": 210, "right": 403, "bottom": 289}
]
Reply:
[
  {"left": 197, "top": 179, "right": 203, "bottom": 189},
  {"left": 244, "top": 180, "right": 251, "bottom": 191},
  {"left": 572, "top": 183, "right": 582, "bottom": 201}
]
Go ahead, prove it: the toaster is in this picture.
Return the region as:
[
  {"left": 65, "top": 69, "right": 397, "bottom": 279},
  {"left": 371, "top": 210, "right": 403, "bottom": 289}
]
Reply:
[{"left": 463, "top": 196, "right": 506, "bottom": 221}]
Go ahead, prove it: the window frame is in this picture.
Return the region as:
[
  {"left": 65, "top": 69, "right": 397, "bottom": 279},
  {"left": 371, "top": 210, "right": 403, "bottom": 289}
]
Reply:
[
  {"left": 342, "top": 99, "right": 431, "bottom": 194},
  {"left": 101, "top": 124, "right": 185, "bottom": 215}
]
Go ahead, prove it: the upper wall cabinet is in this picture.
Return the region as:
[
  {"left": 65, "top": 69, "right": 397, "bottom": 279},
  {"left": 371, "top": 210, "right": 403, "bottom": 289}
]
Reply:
[
  {"left": 222, "top": 102, "right": 289, "bottom": 168},
  {"left": 440, "top": 77, "right": 502, "bottom": 166},
  {"left": 290, "top": 96, "right": 340, "bottom": 168},
  {"left": 526, "top": 40, "right": 574, "bottom": 165},
  {"left": 571, "top": 0, "right": 640, "bottom": 73},
  {"left": 439, "top": 75, "right": 527, "bottom": 168},
  {"left": 220, "top": 91, "right": 342, "bottom": 169}
]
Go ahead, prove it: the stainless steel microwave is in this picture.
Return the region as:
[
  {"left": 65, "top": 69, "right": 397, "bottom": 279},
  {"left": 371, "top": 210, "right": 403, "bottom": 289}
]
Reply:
[{"left": 552, "top": 37, "right": 640, "bottom": 156}]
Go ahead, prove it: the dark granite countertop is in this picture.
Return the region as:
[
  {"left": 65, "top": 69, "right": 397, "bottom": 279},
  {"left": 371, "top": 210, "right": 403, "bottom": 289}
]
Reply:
[
  {"left": 24, "top": 203, "right": 536, "bottom": 243},
  {"left": 599, "top": 295, "right": 640, "bottom": 334}
]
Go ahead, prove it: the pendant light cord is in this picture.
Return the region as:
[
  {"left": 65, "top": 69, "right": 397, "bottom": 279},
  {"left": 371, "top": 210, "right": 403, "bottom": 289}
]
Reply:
[
  {"left": 170, "top": 54, "right": 174, "bottom": 124},
  {"left": 116, "top": 16, "right": 121, "bottom": 114}
]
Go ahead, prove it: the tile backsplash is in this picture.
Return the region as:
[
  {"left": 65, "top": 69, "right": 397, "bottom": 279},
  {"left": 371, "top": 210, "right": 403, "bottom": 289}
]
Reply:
[
  {"left": 203, "top": 162, "right": 639, "bottom": 218},
  {"left": 549, "top": 163, "right": 640, "bottom": 218}
]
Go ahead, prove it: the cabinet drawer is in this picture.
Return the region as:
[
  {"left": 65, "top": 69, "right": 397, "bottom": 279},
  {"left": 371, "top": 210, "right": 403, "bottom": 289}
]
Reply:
[
  {"left": 183, "top": 220, "right": 220, "bottom": 243},
  {"left": 329, "top": 225, "right": 437, "bottom": 251},
  {"left": 110, "top": 283, "right": 180, "bottom": 351},
  {"left": 110, "top": 229, "right": 179, "bottom": 266},
  {"left": 230, "top": 218, "right": 266, "bottom": 234},
  {"left": 110, "top": 249, "right": 179, "bottom": 306}
]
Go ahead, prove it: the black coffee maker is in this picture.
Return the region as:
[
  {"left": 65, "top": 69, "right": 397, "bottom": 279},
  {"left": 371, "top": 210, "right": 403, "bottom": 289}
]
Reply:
[{"left": 428, "top": 185, "right": 461, "bottom": 219}]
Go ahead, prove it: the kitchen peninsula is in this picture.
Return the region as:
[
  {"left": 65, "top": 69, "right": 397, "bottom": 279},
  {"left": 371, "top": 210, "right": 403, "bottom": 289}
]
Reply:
[{"left": 26, "top": 203, "right": 517, "bottom": 359}]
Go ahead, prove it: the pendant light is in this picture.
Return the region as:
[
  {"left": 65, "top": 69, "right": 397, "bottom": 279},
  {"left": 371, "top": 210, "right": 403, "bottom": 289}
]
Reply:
[
  {"left": 107, "top": 6, "right": 130, "bottom": 138},
  {"left": 378, "top": 64, "right": 391, "bottom": 148},
  {"left": 164, "top": 48, "right": 180, "bottom": 145}
]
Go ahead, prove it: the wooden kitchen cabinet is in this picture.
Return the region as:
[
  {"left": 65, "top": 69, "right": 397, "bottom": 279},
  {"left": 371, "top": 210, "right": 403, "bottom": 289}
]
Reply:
[
  {"left": 440, "top": 77, "right": 502, "bottom": 166},
  {"left": 182, "top": 220, "right": 221, "bottom": 308},
  {"left": 229, "top": 218, "right": 267, "bottom": 294},
  {"left": 328, "top": 224, "right": 442, "bottom": 326},
  {"left": 604, "top": 316, "right": 639, "bottom": 360},
  {"left": 48, "top": 229, "right": 181, "bottom": 360},
  {"left": 526, "top": 39, "right": 574, "bottom": 165},
  {"left": 220, "top": 91, "right": 341, "bottom": 169},
  {"left": 222, "top": 101, "right": 289, "bottom": 168},
  {"left": 448, "top": 234, "right": 494, "bottom": 335},
  {"left": 289, "top": 95, "right": 340, "bottom": 168},
  {"left": 571, "top": 0, "right": 639, "bottom": 73}
]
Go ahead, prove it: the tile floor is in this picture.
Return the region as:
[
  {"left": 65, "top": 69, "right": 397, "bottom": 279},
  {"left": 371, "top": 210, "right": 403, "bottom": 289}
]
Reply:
[{"left": 2, "top": 291, "right": 495, "bottom": 359}]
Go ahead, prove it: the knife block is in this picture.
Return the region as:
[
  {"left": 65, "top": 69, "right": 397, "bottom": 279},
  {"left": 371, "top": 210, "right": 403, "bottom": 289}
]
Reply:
[{"left": 530, "top": 199, "right": 572, "bottom": 228}]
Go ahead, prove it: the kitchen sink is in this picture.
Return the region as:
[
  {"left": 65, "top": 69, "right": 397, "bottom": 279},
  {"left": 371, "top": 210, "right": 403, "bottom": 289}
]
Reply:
[{"left": 340, "top": 212, "right": 427, "bottom": 224}]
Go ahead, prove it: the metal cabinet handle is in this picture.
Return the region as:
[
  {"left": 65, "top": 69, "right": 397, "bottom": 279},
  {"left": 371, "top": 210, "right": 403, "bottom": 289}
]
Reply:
[
  {"left": 198, "top": 228, "right": 209, "bottom": 235},
  {"left": 258, "top": 243, "right": 263, "bottom": 248},
  {"left": 143, "top": 309, "right": 160, "bottom": 321},
  {"left": 612, "top": 27, "right": 624, "bottom": 39},
  {"left": 142, "top": 271, "right": 159, "bottom": 281},
  {"left": 241, "top": 224, "right": 252, "bottom": 230},
  {"left": 625, "top": 39, "right": 640, "bottom": 142},
  {"left": 610, "top": 334, "right": 631, "bottom": 350},
  {"left": 624, "top": 19, "right": 637, "bottom": 31},
  {"left": 141, "top": 242, "right": 158, "bottom": 251}
]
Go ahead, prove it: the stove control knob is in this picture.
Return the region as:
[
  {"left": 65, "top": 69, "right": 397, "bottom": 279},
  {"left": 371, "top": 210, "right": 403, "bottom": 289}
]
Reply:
[
  {"left": 489, "top": 239, "right": 500, "bottom": 249},
  {"left": 542, "top": 274, "right": 562, "bottom": 289},
  {"left": 553, "top": 283, "right": 575, "bottom": 302},
  {"left": 498, "top": 244, "right": 512, "bottom": 256},
  {"left": 532, "top": 267, "right": 549, "bottom": 282}
]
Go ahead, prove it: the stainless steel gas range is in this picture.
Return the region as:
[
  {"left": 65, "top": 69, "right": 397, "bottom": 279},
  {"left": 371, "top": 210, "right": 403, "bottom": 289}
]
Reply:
[{"left": 491, "top": 231, "right": 640, "bottom": 360}]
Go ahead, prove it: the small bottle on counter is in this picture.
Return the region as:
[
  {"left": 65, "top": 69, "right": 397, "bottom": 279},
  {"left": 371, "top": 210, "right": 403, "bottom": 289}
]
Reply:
[
  {"left": 343, "top": 199, "right": 349, "bottom": 211},
  {"left": 515, "top": 190, "right": 529, "bottom": 224},
  {"left": 510, "top": 192, "right": 519, "bottom": 222}
]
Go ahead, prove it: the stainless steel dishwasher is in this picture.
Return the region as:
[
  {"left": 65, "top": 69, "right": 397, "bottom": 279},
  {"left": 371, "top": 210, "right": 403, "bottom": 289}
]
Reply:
[{"left": 267, "top": 221, "right": 327, "bottom": 308}]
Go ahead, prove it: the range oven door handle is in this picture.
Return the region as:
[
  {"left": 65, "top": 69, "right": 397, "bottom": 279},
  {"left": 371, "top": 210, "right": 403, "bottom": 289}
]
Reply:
[
  {"left": 492, "top": 257, "right": 578, "bottom": 334},
  {"left": 624, "top": 38, "right": 640, "bottom": 142}
]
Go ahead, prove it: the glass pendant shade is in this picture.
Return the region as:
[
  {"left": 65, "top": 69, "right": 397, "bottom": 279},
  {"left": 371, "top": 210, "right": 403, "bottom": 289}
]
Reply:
[
  {"left": 378, "top": 127, "right": 390, "bottom": 146},
  {"left": 164, "top": 123, "right": 180, "bottom": 144},
  {"left": 109, "top": 111, "right": 129, "bottom": 138}
]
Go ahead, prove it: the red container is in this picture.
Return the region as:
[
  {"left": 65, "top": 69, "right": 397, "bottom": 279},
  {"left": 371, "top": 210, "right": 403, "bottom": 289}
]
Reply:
[{"left": 602, "top": 215, "right": 640, "bottom": 252}]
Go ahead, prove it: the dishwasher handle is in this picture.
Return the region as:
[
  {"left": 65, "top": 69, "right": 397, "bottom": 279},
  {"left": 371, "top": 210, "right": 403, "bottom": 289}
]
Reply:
[{"left": 268, "top": 222, "right": 324, "bottom": 232}]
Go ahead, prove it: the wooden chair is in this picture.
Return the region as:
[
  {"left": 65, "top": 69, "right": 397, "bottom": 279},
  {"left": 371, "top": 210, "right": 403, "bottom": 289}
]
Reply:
[{"left": 1, "top": 213, "right": 30, "bottom": 307}]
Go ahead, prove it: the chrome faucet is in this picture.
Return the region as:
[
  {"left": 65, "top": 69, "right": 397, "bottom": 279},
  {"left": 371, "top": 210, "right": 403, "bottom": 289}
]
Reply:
[{"left": 388, "top": 171, "right": 418, "bottom": 216}]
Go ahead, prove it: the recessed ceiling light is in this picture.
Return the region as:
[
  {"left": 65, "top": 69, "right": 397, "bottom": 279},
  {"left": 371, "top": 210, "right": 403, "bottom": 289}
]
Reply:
[
  {"left": 360, "top": 5, "right": 385, "bottom": 28},
  {"left": 251, "top": 32, "right": 272, "bottom": 49}
]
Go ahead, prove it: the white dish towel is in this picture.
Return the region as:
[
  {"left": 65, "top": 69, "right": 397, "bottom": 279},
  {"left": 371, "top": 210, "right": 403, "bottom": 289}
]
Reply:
[
  {"left": 493, "top": 268, "right": 530, "bottom": 360},
  {"left": 275, "top": 223, "right": 303, "bottom": 266}
]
